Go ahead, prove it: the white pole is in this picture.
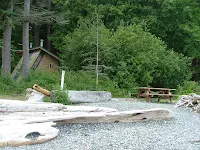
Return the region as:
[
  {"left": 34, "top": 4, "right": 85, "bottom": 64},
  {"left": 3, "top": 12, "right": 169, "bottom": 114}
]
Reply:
[
  {"left": 40, "top": 39, "right": 44, "bottom": 47},
  {"left": 61, "top": 70, "right": 65, "bottom": 90}
]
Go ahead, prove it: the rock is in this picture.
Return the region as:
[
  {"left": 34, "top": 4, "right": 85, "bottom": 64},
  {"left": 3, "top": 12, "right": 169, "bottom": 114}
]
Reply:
[
  {"left": 25, "top": 88, "right": 45, "bottom": 102},
  {"left": 68, "top": 90, "right": 112, "bottom": 103}
]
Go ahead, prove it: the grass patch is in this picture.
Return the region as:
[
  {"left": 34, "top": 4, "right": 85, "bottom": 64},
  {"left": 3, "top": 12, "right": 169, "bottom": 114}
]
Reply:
[
  {"left": 0, "top": 70, "right": 137, "bottom": 102},
  {"left": 0, "top": 93, "right": 25, "bottom": 100}
]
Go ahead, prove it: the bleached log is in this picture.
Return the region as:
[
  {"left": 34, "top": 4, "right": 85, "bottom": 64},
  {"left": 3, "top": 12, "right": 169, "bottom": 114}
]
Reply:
[
  {"left": 0, "top": 122, "right": 58, "bottom": 148},
  {"left": 0, "top": 99, "right": 117, "bottom": 113},
  {"left": 0, "top": 99, "right": 172, "bottom": 148},
  {"left": 0, "top": 108, "right": 172, "bottom": 125},
  {"left": 25, "top": 88, "right": 45, "bottom": 102},
  {"left": 52, "top": 108, "right": 172, "bottom": 124}
]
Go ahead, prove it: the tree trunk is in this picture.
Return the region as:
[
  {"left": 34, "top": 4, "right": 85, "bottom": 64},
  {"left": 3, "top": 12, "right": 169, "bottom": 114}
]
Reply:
[
  {"left": 1, "top": 0, "right": 13, "bottom": 77},
  {"left": 22, "top": 0, "right": 30, "bottom": 79},
  {"left": 34, "top": 25, "right": 40, "bottom": 47},
  {"left": 47, "top": 0, "right": 51, "bottom": 51},
  {"left": 47, "top": 24, "right": 51, "bottom": 51}
]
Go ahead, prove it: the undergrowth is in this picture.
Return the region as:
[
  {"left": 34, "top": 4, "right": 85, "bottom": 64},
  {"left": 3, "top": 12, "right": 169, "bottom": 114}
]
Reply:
[{"left": 0, "top": 70, "right": 132, "bottom": 98}]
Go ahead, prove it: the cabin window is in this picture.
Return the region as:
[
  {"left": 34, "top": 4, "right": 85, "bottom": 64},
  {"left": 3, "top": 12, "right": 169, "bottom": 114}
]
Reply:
[{"left": 49, "top": 64, "right": 54, "bottom": 68}]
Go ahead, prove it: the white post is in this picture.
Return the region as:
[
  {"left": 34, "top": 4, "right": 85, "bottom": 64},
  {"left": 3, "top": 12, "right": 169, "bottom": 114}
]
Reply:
[
  {"left": 40, "top": 39, "right": 44, "bottom": 47},
  {"left": 30, "top": 43, "right": 33, "bottom": 48},
  {"left": 61, "top": 70, "right": 65, "bottom": 90}
]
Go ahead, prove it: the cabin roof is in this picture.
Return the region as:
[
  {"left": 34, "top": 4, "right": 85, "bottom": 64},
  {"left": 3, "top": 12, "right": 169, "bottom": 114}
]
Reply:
[{"left": 16, "top": 47, "right": 60, "bottom": 60}]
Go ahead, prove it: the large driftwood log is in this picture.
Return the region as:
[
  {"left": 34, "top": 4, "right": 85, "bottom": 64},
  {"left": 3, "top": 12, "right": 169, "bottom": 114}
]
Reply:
[
  {"left": 0, "top": 108, "right": 172, "bottom": 125},
  {"left": 0, "top": 122, "right": 58, "bottom": 148},
  {"left": 0, "top": 99, "right": 118, "bottom": 113},
  {"left": 0, "top": 99, "right": 172, "bottom": 148}
]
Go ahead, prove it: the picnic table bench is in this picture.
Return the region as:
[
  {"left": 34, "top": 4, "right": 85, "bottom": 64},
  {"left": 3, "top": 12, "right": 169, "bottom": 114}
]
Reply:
[{"left": 137, "top": 87, "right": 176, "bottom": 103}]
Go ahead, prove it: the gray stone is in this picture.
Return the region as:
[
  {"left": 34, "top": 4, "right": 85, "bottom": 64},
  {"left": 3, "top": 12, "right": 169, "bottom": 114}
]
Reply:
[{"left": 68, "top": 90, "right": 112, "bottom": 103}]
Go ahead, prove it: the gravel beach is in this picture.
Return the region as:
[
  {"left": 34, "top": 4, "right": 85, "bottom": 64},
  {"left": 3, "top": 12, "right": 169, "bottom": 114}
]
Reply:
[{"left": 3, "top": 100, "right": 200, "bottom": 150}]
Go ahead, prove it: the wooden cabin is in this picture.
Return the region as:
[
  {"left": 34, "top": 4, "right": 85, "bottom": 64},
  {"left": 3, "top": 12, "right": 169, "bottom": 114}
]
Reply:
[{"left": 12, "top": 47, "right": 60, "bottom": 79}]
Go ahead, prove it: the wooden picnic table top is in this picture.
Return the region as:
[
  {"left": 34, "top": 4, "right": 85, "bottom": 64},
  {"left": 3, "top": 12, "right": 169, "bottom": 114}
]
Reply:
[{"left": 138, "top": 87, "right": 176, "bottom": 91}]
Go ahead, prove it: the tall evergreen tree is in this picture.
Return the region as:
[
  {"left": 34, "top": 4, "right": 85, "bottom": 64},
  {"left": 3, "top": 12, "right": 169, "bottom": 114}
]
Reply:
[
  {"left": 22, "top": 0, "right": 30, "bottom": 78},
  {"left": 1, "top": 0, "right": 13, "bottom": 77}
]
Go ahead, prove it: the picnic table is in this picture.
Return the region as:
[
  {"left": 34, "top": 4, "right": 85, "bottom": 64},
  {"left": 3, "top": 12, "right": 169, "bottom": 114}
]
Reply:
[{"left": 137, "top": 87, "right": 176, "bottom": 103}]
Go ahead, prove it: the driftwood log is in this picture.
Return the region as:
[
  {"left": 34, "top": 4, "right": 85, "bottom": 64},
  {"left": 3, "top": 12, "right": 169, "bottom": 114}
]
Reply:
[
  {"left": 0, "top": 122, "right": 58, "bottom": 147},
  {"left": 174, "top": 93, "right": 200, "bottom": 112},
  {"left": 0, "top": 99, "right": 172, "bottom": 148},
  {"left": 33, "top": 84, "right": 51, "bottom": 96}
]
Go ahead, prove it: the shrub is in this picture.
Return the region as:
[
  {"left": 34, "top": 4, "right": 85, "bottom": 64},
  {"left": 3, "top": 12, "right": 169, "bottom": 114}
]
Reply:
[
  {"left": 64, "top": 70, "right": 131, "bottom": 97},
  {"left": 55, "top": 22, "right": 191, "bottom": 90},
  {"left": 0, "top": 70, "right": 130, "bottom": 98},
  {"left": 177, "top": 81, "right": 200, "bottom": 95},
  {"left": 51, "top": 89, "right": 71, "bottom": 105},
  {"left": 21, "top": 69, "right": 60, "bottom": 90},
  {"left": 0, "top": 76, "right": 20, "bottom": 94}
]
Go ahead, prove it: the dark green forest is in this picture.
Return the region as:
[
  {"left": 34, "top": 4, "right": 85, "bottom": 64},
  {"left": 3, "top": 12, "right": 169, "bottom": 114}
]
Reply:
[{"left": 1, "top": 0, "right": 200, "bottom": 97}]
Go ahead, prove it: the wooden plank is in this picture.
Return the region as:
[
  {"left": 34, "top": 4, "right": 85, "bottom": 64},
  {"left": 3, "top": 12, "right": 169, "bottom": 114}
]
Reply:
[
  {"left": 138, "top": 87, "right": 176, "bottom": 91},
  {"left": 138, "top": 94, "right": 173, "bottom": 97}
]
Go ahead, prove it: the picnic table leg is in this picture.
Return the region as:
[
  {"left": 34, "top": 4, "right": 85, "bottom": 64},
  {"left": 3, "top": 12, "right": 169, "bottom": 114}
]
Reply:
[
  {"left": 169, "top": 96, "right": 173, "bottom": 104},
  {"left": 157, "top": 96, "right": 160, "bottom": 103},
  {"left": 146, "top": 95, "right": 151, "bottom": 102}
]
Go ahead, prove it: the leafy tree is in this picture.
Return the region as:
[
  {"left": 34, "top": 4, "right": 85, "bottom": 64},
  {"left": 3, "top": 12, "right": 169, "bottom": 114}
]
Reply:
[
  {"left": 103, "top": 24, "right": 191, "bottom": 89},
  {"left": 53, "top": 21, "right": 191, "bottom": 89}
]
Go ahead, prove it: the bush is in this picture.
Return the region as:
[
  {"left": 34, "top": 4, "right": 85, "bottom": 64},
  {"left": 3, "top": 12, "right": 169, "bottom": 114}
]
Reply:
[
  {"left": 55, "top": 22, "right": 191, "bottom": 90},
  {"left": 104, "top": 25, "right": 191, "bottom": 88},
  {"left": 0, "top": 70, "right": 60, "bottom": 95},
  {"left": 22, "top": 70, "right": 60, "bottom": 90},
  {"left": 177, "top": 81, "right": 200, "bottom": 95},
  {"left": 51, "top": 89, "right": 71, "bottom": 105},
  {"left": 64, "top": 70, "right": 131, "bottom": 97},
  {"left": 0, "top": 70, "right": 131, "bottom": 98},
  {"left": 0, "top": 76, "right": 21, "bottom": 94}
]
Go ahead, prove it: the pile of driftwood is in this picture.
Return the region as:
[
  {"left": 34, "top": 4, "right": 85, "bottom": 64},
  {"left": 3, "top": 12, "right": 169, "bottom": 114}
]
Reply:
[
  {"left": 0, "top": 99, "right": 172, "bottom": 148},
  {"left": 174, "top": 93, "right": 200, "bottom": 113}
]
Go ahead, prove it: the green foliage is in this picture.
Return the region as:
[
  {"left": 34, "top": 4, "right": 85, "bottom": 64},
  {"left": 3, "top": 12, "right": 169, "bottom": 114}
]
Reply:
[
  {"left": 55, "top": 22, "right": 191, "bottom": 89},
  {"left": 105, "top": 25, "right": 191, "bottom": 88},
  {"left": 51, "top": 89, "right": 71, "bottom": 105},
  {"left": 177, "top": 81, "right": 200, "bottom": 95},
  {"left": 64, "top": 70, "right": 129, "bottom": 97},
  {"left": 0, "top": 70, "right": 60, "bottom": 94},
  {"left": 0, "top": 75, "right": 21, "bottom": 94},
  {"left": 22, "top": 70, "right": 60, "bottom": 90},
  {"left": 0, "top": 70, "right": 130, "bottom": 97}
]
